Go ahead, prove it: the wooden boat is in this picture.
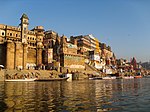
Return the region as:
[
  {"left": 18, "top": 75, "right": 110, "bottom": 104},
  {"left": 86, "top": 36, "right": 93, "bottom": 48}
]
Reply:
[
  {"left": 35, "top": 77, "right": 69, "bottom": 81},
  {"left": 102, "top": 76, "right": 116, "bottom": 80},
  {"left": 122, "top": 76, "right": 134, "bottom": 79},
  {"left": 5, "top": 78, "right": 37, "bottom": 82},
  {"left": 89, "top": 77, "right": 102, "bottom": 80},
  {"left": 134, "top": 75, "right": 142, "bottom": 78}
]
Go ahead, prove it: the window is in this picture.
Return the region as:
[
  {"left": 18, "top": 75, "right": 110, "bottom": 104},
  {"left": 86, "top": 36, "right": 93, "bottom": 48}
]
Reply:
[
  {"left": 10, "top": 33, "right": 12, "bottom": 36},
  {"left": 16, "top": 34, "right": 18, "bottom": 37},
  {"left": 2, "top": 32, "right": 4, "bottom": 36}
]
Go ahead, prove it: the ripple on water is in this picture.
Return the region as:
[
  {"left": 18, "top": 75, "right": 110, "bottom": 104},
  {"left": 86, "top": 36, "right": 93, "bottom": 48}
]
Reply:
[{"left": 1, "top": 79, "right": 150, "bottom": 111}]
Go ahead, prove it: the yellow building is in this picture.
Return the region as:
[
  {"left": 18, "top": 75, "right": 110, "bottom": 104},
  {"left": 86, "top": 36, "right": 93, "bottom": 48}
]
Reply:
[{"left": 0, "top": 14, "right": 44, "bottom": 69}]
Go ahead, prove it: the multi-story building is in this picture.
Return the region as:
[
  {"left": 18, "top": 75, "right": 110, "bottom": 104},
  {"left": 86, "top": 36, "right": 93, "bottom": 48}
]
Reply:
[
  {"left": 0, "top": 14, "right": 44, "bottom": 70},
  {"left": 70, "top": 34, "right": 101, "bottom": 53},
  {"left": 43, "top": 31, "right": 85, "bottom": 72},
  {"left": 0, "top": 14, "right": 116, "bottom": 73},
  {"left": 59, "top": 35, "right": 85, "bottom": 72},
  {"left": 43, "top": 30, "right": 59, "bottom": 68},
  {"left": 71, "top": 34, "right": 116, "bottom": 70}
]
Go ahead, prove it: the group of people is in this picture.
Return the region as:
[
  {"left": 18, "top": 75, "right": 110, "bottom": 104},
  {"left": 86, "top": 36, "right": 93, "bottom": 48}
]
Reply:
[{"left": 5, "top": 72, "right": 40, "bottom": 79}]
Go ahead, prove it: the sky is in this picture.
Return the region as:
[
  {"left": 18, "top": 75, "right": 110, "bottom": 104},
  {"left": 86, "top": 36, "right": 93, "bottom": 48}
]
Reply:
[{"left": 0, "top": 0, "right": 150, "bottom": 62}]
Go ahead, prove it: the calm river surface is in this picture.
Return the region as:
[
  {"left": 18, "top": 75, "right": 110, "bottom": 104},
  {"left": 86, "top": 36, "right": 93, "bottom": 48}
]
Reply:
[{"left": 0, "top": 78, "right": 150, "bottom": 112}]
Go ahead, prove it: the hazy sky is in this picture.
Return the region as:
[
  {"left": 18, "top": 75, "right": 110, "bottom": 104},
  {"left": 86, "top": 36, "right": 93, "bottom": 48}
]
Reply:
[{"left": 0, "top": 0, "right": 150, "bottom": 62}]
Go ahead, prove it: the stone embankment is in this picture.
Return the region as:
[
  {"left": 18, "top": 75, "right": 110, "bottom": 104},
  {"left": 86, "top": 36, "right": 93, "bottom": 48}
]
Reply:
[
  {"left": 0, "top": 69, "right": 94, "bottom": 81},
  {"left": 4, "top": 69, "right": 61, "bottom": 80}
]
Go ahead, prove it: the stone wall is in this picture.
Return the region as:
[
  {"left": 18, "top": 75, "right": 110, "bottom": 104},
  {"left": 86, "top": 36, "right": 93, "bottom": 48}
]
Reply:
[
  {"left": 15, "top": 42, "right": 23, "bottom": 69},
  {"left": 60, "top": 54, "right": 85, "bottom": 69},
  {"left": 6, "top": 41, "right": 15, "bottom": 69},
  {"left": 5, "top": 41, "right": 27, "bottom": 70},
  {"left": 0, "top": 70, "right": 4, "bottom": 81},
  {"left": 27, "top": 48, "right": 36, "bottom": 64}
]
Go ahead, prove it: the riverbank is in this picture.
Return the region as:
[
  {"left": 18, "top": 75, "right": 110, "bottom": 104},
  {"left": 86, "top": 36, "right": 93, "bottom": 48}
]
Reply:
[{"left": 0, "top": 69, "right": 95, "bottom": 81}]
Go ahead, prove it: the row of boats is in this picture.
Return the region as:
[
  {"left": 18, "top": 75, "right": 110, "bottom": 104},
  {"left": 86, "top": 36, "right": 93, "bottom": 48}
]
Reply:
[
  {"left": 4, "top": 74, "right": 147, "bottom": 82},
  {"left": 89, "top": 75, "right": 144, "bottom": 80},
  {"left": 5, "top": 77, "right": 69, "bottom": 82}
]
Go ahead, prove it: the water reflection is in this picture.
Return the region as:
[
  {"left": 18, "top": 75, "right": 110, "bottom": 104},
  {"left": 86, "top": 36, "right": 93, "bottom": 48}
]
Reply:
[
  {"left": 0, "top": 82, "right": 8, "bottom": 112},
  {"left": 0, "top": 78, "right": 150, "bottom": 111}
]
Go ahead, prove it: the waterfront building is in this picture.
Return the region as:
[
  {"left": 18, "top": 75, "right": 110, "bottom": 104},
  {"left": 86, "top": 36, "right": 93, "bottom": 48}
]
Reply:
[
  {"left": 43, "top": 31, "right": 85, "bottom": 72},
  {"left": 0, "top": 14, "right": 115, "bottom": 74},
  {"left": 70, "top": 34, "right": 101, "bottom": 53},
  {"left": 59, "top": 35, "right": 85, "bottom": 72},
  {"left": 71, "top": 34, "right": 116, "bottom": 69},
  {"left": 70, "top": 35, "right": 91, "bottom": 53},
  {"left": 43, "top": 30, "right": 60, "bottom": 69},
  {"left": 0, "top": 14, "right": 44, "bottom": 70},
  {"left": 89, "top": 50, "right": 101, "bottom": 69}
]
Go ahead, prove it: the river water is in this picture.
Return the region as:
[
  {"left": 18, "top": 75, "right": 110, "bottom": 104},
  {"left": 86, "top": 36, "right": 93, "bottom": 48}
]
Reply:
[{"left": 0, "top": 78, "right": 150, "bottom": 112}]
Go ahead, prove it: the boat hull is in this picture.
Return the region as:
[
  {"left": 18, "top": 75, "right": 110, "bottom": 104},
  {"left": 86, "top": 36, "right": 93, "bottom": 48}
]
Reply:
[
  {"left": 102, "top": 76, "right": 116, "bottom": 80},
  {"left": 5, "top": 78, "right": 37, "bottom": 82},
  {"left": 35, "top": 77, "right": 69, "bottom": 81},
  {"left": 134, "top": 76, "right": 142, "bottom": 78},
  {"left": 89, "top": 77, "right": 102, "bottom": 80},
  {"left": 122, "top": 76, "right": 134, "bottom": 79}
]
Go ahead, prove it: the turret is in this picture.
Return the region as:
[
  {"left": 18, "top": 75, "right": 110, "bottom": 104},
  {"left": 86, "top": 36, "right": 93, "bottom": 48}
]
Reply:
[{"left": 20, "top": 13, "right": 29, "bottom": 43}]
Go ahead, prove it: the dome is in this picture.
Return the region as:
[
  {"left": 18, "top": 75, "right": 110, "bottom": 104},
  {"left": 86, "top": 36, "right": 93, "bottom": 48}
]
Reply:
[{"left": 21, "top": 13, "right": 29, "bottom": 20}]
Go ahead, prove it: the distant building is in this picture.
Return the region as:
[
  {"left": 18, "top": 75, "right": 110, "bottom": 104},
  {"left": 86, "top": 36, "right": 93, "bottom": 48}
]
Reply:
[
  {"left": 130, "top": 57, "right": 137, "bottom": 70},
  {"left": 70, "top": 34, "right": 116, "bottom": 72},
  {"left": 70, "top": 34, "right": 101, "bottom": 53}
]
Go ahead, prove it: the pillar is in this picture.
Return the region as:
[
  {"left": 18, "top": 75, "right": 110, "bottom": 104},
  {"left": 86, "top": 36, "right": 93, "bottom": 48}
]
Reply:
[
  {"left": 37, "top": 48, "right": 42, "bottom": 66},
  {"left": 6, "top": 40, "right": 15, "bottom": 69},
  {"left": 14, "top": 42, "right": 24, "bottom": 70},
  {"left": 23, "top": 43, "right": 27, "bottom": 69}
]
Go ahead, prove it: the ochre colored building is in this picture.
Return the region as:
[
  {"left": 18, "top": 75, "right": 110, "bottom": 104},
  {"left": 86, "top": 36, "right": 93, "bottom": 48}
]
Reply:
[
  {"left": 59, "top": 35, "right": 85, "bottom": 72},
  {"left": 0, "top": 14, "right": 115, "bottom": 73},
  {"left": 0, "top": 14, "right": 44, "bottom": 69}
]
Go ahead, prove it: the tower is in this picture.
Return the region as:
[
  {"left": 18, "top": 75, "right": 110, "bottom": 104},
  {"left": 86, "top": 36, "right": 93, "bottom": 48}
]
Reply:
[{"left": 20, "top": 13, "right": 29, "bottom": 43}]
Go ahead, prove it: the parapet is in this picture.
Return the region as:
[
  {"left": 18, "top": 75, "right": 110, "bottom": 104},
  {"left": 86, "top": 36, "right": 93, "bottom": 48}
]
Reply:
[{"left": 33, "top": 26, "right": 44, "bottom": 31}]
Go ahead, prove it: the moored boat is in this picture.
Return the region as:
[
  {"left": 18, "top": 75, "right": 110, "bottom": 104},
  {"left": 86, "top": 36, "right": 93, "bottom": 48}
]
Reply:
[
  {"left": 122, "top": 76, "right": 134, "bottom": 79},
  {"left": 134, "top": 75, "right": 142, "bottom": 78},
  {"left": 102, "top": 76, "right": 116, "bottom": 80},
  {"left": 35, "top": 77, "right": 69, "bottom": 81},
  {"left": 5, "top": 78, "right": 37, "bottom": 82},
  {"left": 89, "top": 77, "right": 102, "bottom": 80}
]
